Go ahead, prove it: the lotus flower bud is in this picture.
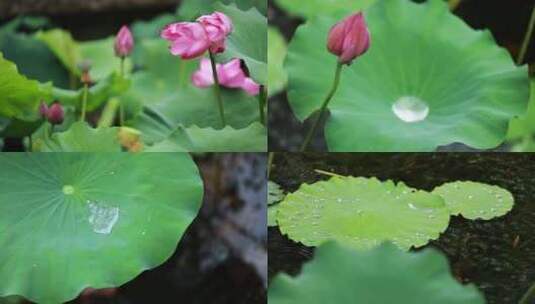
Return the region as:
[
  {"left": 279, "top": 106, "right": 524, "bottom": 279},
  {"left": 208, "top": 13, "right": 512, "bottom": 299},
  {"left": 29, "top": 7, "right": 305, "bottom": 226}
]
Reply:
[
  {"left": 114, "top": 25, "right": 134, "bottom": 58},
  {"left": 39, "top": 102, "right": 49, "bottom": 119},
  {"left": 327, "top": 12, "right": 370, "bottom": 65},
  {"left": 197, "top": 12, "right": 233, "bottom": 54},
  {"left": 47, "top": 102, "right": 64, "bottom": 125}
]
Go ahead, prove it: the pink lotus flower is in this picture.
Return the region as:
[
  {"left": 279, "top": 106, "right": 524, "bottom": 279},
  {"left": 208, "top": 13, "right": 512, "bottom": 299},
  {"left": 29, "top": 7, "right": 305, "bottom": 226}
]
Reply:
[
  {"left": 114, "top": 26, "right": 134, "bottom": 58},
  {"left": 192, "top": 58, "right": 260, "bottom": 96},
  {"left": 161, "top": 22, "right": 211, "bottom": 59},
  {"left": 327, "top": 12, "right": 370, "bottom": 65},
  {"left": 197, "top": 12, "right": 233, "bottom": 53}
]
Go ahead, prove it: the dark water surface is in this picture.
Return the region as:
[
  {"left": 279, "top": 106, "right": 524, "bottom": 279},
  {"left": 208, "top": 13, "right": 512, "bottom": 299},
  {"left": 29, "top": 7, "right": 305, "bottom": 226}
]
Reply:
[{"left": 268, "top": 153, "right": 535, "bottom": 304}]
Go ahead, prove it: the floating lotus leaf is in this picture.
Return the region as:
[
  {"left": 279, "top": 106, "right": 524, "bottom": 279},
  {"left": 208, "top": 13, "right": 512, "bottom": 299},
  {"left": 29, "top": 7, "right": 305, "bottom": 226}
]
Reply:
[
  {"left": 35, "top": 122, "right": 122, "bottom": 152},
  {"left": 286, "top": 0, "right": 529, "bottom": 151},
  {"left": 0, "top": 153, "right": 203, "bottom": 303},
  {"left": 267, "top": 27, "right": 287, "bottom": 97},
  {"left": 144, "top": 122, "right": 266, "bottom": 152},
  {"left": 274, "top": 0, "right": 377, "bottom": 19},
  {"left": 0, "top": 53, "right": 51, "bottom": 121},
  {"left": 268, "top": 241, "right": 485, "bottom": 304},
  {"left": 432, "top": 181, "right": 514, "bottom": 220},
  {"left": 215, "top": 3, "right": 267, "bottom": 84},
  {"left": 276, "top": 177, "right": 450, "bottom": 250}
]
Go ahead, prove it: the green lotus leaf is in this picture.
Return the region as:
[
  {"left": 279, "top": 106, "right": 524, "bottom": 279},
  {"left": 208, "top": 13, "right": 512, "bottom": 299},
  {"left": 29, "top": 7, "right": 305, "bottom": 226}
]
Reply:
[
  {"left": 432, "top": 181, "right": 514, "bottom": 220},
  {"left": 508, "top": 79, "right": 535, "bottom": 142},
  {"left": 0, "top": 33, "right": 70, "bottom": 88},
  {"left": 267, "top": 27, "right": 287, "bottom": 97},
  {"left": 179, "top": 0, "right": 267, "bottom": 20},
  {"left": 79, "top": 37, "right": 133, "bottom": 81},
  {"left": 276, "top": 177, "right": 450, "bottom": 250},
  {"left": 268, "top": 241, "right": 485, "bottom": 304},
  {"left": 52, "top": 72, "right": 130, "bottom": 112},
  {"left": 144, "top": 122, "right": 266, "bottom": 152},
  {"left": 0, "top": 153, "right": 203, "bottom": 303},
  {"left": 274, "top": 0, "right": 377, "bottom": 19},
  {"left": 0, "top": 53, "right": 51, "bottom": 121},
  {"left": 286, "top": 0, "right": 529, "bottom": 151},
  {"left": 215, "top": 3, "right": 267, "bottom": 84},
  {"left": 35, "top": 29, "right": 81, "bottom": 76},
  {"left": 35, "top": 121, "right": 122, "bottom": 152}
]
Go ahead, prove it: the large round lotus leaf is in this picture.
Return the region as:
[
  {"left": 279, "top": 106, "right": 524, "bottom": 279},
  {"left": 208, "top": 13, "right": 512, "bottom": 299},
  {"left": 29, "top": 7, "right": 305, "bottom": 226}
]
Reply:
[
  {"left": 274, "top": 0, "right": 377, "bottom": 19},
  {"left": 432, "top": 181, "right": 514, "bottom": 220},
  {"left": 144, "top": 122, "right": 267, "bottom": 152},
  {"left": 286, "top": 0, "right": 529, "bottom": 151},
  {"left": 276, "top": 177, "right": 450, "bottom": 250},
  {"left": 35, "top": 122, "right": 122, "bottom": 152},
  {"left": 268, "top": 241, "right": 485, "bottom": 304},
  {"left": 0, "top": 153, "right": 203, "bottom": 303}
]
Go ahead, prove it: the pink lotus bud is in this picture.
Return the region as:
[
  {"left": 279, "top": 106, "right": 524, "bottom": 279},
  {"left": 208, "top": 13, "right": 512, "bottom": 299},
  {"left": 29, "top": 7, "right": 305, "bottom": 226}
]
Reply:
[
  {"left": 114, "top": 26, "right": 134, "bottom": 58},
  {"left": 47, "top": 102, "right": 64, "bottom": 125},
  {"left": 191, "top": 58, "right": 260, "bottom": 96},
  {"left": 327, "top": 12, "right": 370, "bottom": 65},
  {"left": 197, "top": 12, "right": 233, "bottom": 54},
  {"left": 39, "top": 102, "right": 49, "bottom": 119},
  {"left": 161, "top": 22, "right": 211, "bottom": 59}
]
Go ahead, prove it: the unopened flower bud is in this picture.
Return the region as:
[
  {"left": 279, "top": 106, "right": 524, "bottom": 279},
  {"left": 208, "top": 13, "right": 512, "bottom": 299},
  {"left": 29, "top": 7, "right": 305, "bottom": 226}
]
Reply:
[
  {"left": 39, "top": 102, "right": 49, "bottom": 119},
  {"left": 47, "top": 102, "right": 64, "bottom": 125},
  {"left": 327, "top": 12, "right": 370, "bottom": 65},
  {"left": 114, "top": 25, "right": 134, "bottom": 58}
]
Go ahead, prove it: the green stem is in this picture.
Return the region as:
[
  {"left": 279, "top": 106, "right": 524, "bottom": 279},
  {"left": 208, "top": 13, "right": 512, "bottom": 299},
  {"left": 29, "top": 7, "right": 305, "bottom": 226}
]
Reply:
[
  {"left": 314, "top": 169, "right": 345, "bottom": 179},
  {"left": 80, "top": 83, "right": 88, "bottom": 122},
  {"left": 28, "top": 135, "right": 33, "bottom": 152},
  {"left": 119, "top": 57, "right": 125, "bottom": 126},
  {"left": 267, "top": 152, "right": 274, "bottom": 178},
  {"left": 520, "top": 281, "right": 535, "bottom": 304},
  {"left": 300, "top": 62, "right": 343, "bottom": 152},
  {"left": 517, "top": 4, "right": 535, "bottom": 65},
  {"left": 259, "top": 85, "right": 266, "bottom": 125},
  {"left": 209, "top": 51, "right": 226, "bottom": 127},
  {"left": 98, "top": 98, "right": 120, "bottom": 128},
  {"left": 448, "top": 0, "right": 461, "bottom": 11}
]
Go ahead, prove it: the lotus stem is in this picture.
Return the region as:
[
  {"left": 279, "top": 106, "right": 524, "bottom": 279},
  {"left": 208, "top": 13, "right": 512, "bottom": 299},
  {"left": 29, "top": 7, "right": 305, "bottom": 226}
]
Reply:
[
  {"left": 80, "top": 83, "right": 88, "bottom": 122},
  {"left": 119, "top": 57, "right": 125, "bottom": 126},
  {"left": 209, "top": 51, "right": 226, "bottom": 127},
  {"left": 517, "top": 4, "right": 535, "bottom": 65},
  {"left": 448, "top": 0, "right": 461, "bottom": 11},
  {"left": 300, "top": 62, "right": 343, "bottom": 152},
  {"left": 520, "top": 281, "right": 535, "bottom": 304},
  {"left": 314, "top": 169, "right": 345, "bottom": 179},
  {"left": 98, "top": 98, "right": 120, "bottom": 128},
  {"left": 28, "top": 135, "right": 32, "bottom": 152},
  {"left": 259, "top": 85, "right": 266, "bottom": 125},
  {"left": 268, "top": 152, "right": 274, "bottom": 178}
]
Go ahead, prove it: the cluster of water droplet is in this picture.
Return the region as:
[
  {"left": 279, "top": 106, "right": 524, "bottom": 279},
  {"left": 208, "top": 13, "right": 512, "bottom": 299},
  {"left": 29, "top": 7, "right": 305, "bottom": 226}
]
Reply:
[{"left": 87, "top": 200, "right": 120, "bottom": 234}]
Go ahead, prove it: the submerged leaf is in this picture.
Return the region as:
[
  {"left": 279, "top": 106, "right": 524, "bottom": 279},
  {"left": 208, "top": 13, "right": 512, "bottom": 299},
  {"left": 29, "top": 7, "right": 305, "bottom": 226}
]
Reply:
[
  {"left": 269, "top": 241, "right": 485, "bottom": 304},
  {"left": 0, "top": 153, "right": 203, "bottom": 303},
  {"left": 276, "top": 177, "right": 450, "bottom": 250},
  {"left": 432, "top": 181, "right": 514, "bottom": 220}
]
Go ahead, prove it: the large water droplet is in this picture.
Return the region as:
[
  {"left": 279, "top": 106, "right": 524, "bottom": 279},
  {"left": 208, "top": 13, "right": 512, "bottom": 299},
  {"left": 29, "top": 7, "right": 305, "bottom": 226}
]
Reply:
[
  {"left": 87, "top": 201, "right": 119, "bottom": 234},
  {"left": 392, "top": 96, "right": 429, "bottom": 123}
]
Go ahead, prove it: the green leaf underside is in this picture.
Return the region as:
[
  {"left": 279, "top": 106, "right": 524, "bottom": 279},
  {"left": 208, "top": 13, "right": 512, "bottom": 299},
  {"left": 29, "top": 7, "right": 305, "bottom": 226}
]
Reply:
[
  {"left": 275, "top": 0, "right": 377, "bottom": 19},
  {"left": 0, "top": 53, "right": 50, "bottom": 121},
  {"left": 145, "top": 122, "right": 266, "bottom": 152},
  {"left": 268, "top": 242, "right": 485, "bottom": 304},
  {"left": 276, "top": 177, "right": 450, "bottom": 250},
  {"left": 0, "top": 153, "right": 203, "bottom": 303},
  {"left": 286, "top": 0, "right": 529, "bottom": 151},
  {"left": 432, "top": 181, "right": 514, "bottom": 220},
  {"left": 267, "top": 27, "right": 288, "bottom": 97},
  {"left": 38, "top": 122, "right": 122, "bottom": 152},
  {"left": 215, "top": 3, "right": 267, "bottom": 84}
]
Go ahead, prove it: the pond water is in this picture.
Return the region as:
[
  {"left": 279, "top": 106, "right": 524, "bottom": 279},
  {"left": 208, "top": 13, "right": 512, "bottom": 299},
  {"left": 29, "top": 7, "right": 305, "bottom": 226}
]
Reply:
[{"left": 268, "top": 153, "right": 535, "bottom": 304}]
